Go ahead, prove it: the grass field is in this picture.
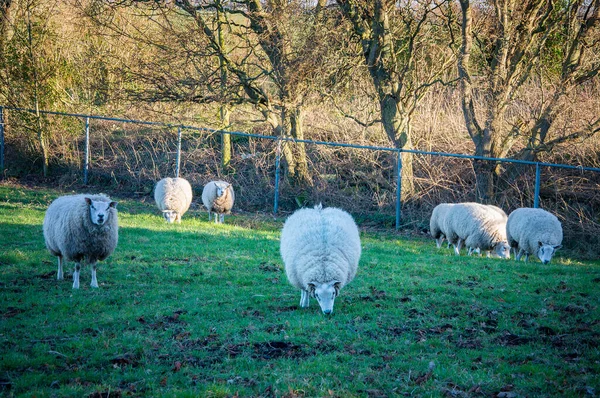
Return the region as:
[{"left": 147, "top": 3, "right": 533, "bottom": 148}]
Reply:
[{"left": 1, "top": 183, "right": 599, "bottom": 397}]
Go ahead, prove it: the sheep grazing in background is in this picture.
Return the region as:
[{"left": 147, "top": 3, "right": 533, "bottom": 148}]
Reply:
[
  {"left": 444, "top": 202, "right": 510, "bottom": 259},
  {"left": 43, "top": 194, "right": 119, "bottom": 289},
  {"left": 506, "top": 207, "right": 563, "bottom": 264},
  {"left": 201, "top": 181, "right": 235, "bottom": 224},
  {"left": 429, "top": 203, "right": 456, "bottom": 248},
  {"left": 154, "top": 177, "right": 193, "bottom": 223},
  {"left": 280, "top": 204, "right": 361, "bottom": 315}
]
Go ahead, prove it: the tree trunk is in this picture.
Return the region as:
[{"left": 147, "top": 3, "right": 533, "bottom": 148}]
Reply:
[
  {"left": 289, "top": 107, "right": 310, "bottom": 185},
  {"left": 220, "top": 105, "right": 231, "bottom": 170},
  {"left": 380, "top": 95, "right": 414, "bottom": 198},
  {"left": 27, "top": 7, "right": 47, "bottom": 177},
  {"left": 265, "top": 110, "right": 297, "bottom": 178}
]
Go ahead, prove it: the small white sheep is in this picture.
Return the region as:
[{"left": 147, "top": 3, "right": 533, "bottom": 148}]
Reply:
[
  {"left": 444, "top": 202, "right": 510, "bottom": 259},
  {"left": 201, "top": 181, "right": 235, "bottom": 224},
  {"left": 43, "top": 194, "right": 118, "bottom": 289},
  {"left": 280, "top": 204, "right": 361, "bottom": 315},
  {"left": 506, "top": 207, "right": 563, "bottom": 264},
  {"left": 154, "top": 177, "right": 193, "bottom": 223},
  {"left": 430, "top": 203, "right": 456, "bottom": 248}
]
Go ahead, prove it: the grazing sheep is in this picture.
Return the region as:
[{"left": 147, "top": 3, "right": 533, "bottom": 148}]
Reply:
[
  {"left": 444, "top": 202, "right": 510, "bottom": 259},
  {"left": 201, "top": 181, "right": 235, "bottom": 224},
  {"left": 506, "top": 208, "right": 563, "bottom": 264},
  {"left": 280, "top": 204, "right": 361, "bottom": 315},
  {"left": 43, "top": 194, "right": 118, "bottom": 289},
  {"left": 154, "top": 177, "right": 193, "bottom": 223},
  {"left": 430, "top": 203, "right": 456, "bottom": 248}
]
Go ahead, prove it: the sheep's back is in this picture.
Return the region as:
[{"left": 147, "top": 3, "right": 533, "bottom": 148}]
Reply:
[{"left": 280, "top": 207, "right": 360, "bottom": 290}]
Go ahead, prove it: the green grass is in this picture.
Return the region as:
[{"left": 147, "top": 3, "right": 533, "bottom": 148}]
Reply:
[{"left": 1, "top": 183, "right": 599, "bottom": 397}]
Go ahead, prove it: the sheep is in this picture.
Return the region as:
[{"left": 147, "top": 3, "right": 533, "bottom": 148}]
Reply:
[
  {"left": 154, "top": 177, "right": 193, "bottom": 223},
  {"left": 43, "top": 194, "right": 118, "bottom": 289},
  {"left": 280, "top": 204, "right": 361, "bottom": 315},
  {"left": 443, "top": 202, "right": 510, "bottom": 259},
  {"left": 506, "top": 207, "right": 563, "bottom": 264},
  {"left": 429, "top": 203, "right": 456, "bottom": 249},
  {"left": 201, "top": 181, "right": 235, "bottom": 224}
]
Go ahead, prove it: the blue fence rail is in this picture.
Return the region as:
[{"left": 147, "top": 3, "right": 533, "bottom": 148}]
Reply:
[{"left": 1, "top": 105, "right": 600, "bottom": 229}]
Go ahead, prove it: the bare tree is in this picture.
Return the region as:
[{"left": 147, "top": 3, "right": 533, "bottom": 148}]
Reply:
[
  {"left": 458, "top": 0, "right": 600, "bottom": 201},
  {"left": 336, "top": 0, "right": 457, "bottom": 197},
  {"left": 84, "top": 0, "right": 342, "bottom": 184}
]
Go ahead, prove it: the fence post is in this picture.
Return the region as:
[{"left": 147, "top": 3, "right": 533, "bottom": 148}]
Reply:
[
  {"left": 533, "top": 162, "right": 541, "bottom": 208},
  {"left": 83, "top": 117, "right": 90, "bottom": 185},
  {"left": 396, "top": 149, "right": 402, "bottom": 230},
  {"left": 175, "top": 126, "right": 182, "bottom": 178},
  {"left": 273, "top": 138, "right": 282, "bottom": 215}
]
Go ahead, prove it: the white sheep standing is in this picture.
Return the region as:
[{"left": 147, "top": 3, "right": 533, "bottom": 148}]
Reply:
[
  {"left": 429, "top": 203, "right": 456, "bottom": 248},
  {"left": 154, "top": 177, "right": 193, "bottom": 223},
  {"left": 280, "top": 204, "right": 361, "bottom": 315},
  {"left": 443, "top": 202, "right": 510, "bottom": 259},
  {"left": 43, "top": 194, "right": 118, "bottom": 289},
  {"left": 506, "top": 207, "right": 563, "bottom": 264},
  {"left": 201, "top": 181, "right": 235, "bottom": 224}
]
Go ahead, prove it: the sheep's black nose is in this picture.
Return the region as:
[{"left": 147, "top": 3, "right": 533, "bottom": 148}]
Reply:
[
  {"left": 323, "top": 309, "right": 332, "bottom": 315},
  {"left": 543, "top": 260, "right": 549, "bottom": 264}
]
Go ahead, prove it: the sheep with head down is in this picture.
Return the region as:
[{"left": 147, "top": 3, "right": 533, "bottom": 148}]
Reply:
[
  {"left": 444, "top": 202, "right": 511, "bottom": 259},
  {"left": 506, "top": 207, "right": 563, "bottom": 264},
  {"left": 43, "top": 194, "right": 118, "bottom": 289},
  {"left": 154, "top": 177, "right": 193, "bottom": 223},
  {"left": 280, "top": 204, "right": 361, "bottom": 315}
]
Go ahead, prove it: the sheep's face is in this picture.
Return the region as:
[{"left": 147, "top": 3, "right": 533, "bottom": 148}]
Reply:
[
  {"left": 494, "top": 242, "right": 511, "bottom": 259},
  {"left": 216, "top": 184, "right": 230, "bottom": 198},
  {"left": 537, "top": 242, "right": 561, "bottom": 264},
  {"left": 85, "top": 198, "right": 117, "bottom": 226},
  {"left": 308, "top": 281, "right": 340, "bottom": 315},
  {"left": 162, "top": 210, "right": 178, "bottom": 223}
]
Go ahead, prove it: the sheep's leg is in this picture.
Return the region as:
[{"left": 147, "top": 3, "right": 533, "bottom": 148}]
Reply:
[
  {"left": 57, "top": 256, "right": 64, "bottom": 280},
  {"left": 214, "top": 213, "right": 219, "bottom": 224},
  {"left": 454, "top": 239, "right": 464, "bottom": 256},
  {"left": 73, "top": 263, "right": 81, "bottom": 289},
  {"left": 90, "top": 263, "right": 99, "bottom": 288},
  {"left": 207, "top": 211, "right": 211, "bottom": 221},
  {"left": 524, "top": 253, "right": 529, "bottom": 262},
  {"left": 219, "top": 214, "right": 224, "bottom": 224},
  {"left": 435, "top": 236, "right": 444, "bottom": 249},
  {"left": 300, "top": 289, "right": 310, "bottom": 308},
  {"left": 176, "top": 213, "right": 181, "bottom": 223},
  {"left": 515, "top": 248, "right": 523, "bottom": 261}
]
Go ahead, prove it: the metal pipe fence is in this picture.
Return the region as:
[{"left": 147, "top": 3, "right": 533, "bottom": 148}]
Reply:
[{"left": 2, "top": 105, "right": 600, "bottom": 230}]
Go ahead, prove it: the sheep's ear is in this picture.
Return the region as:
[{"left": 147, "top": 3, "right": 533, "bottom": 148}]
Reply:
[
  {"left": 332, "top": 281, "right": 341, "bottom": 296},
  {"left": 554, "top": 244, "right": 562, "bottom": 250},
  {"left": 307, "top": 283, "right": 316, "bottom": 296},
  {"left": 109, "top": 201, "right": 118, "bottom": 209},
  {"left": 538, "top": 241, "right": 543, "bottom": 247},
  {"left": 84, "top": 197, "right": 92, "bottom": 205}
]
